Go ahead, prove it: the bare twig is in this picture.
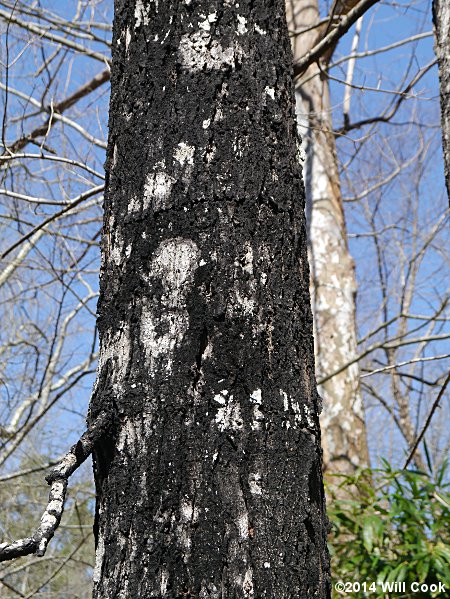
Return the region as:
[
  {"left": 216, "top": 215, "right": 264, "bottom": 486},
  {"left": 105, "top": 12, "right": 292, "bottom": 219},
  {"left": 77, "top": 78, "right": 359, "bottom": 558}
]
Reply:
[
  {"left": 0, "top": 7, "right": 110, "bottom": 64},
  {"left": 1, "top": 184, "right": 103, "bottom": 260},
  {"left": 318, "top": 334, "right": 450, "bottom": 385},
  {"left": 404, "top": 371, "right": 450, "bottom": 469},
  {"left": 361, "top": 354, "right": 450, "bottom": 378}
]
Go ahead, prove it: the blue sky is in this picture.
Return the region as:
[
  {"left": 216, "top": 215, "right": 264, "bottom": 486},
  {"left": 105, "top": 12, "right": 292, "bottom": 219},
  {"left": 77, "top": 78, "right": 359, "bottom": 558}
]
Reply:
[{"left": 0, "top": 0, "right": 448, "bottom": 474}]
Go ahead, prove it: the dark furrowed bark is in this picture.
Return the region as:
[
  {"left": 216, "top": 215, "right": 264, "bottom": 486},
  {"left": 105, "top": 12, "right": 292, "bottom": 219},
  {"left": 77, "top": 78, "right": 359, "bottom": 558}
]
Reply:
[{"left": 88, "top": 1, "right": 330, "bottom": 597}]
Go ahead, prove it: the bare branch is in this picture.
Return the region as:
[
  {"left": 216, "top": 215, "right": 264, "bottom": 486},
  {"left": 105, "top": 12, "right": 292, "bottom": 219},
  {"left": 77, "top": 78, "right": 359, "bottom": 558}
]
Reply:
[
  {"left": 0, "top": 413, "right": 108, "bottom": 562},
  {"left": 329, "top": 31, "right": 434, "bottom": 70},
  {"left": 336, "top": 59, "right": 437, "bottom": 135},
  {"left": 293, "top": 0, "right": 379, "bottom": 77},
  {"left": 0, "top": 152, "right": 105, "bottom": 179},
  {"left": 0, "top": 7, "right": 110, "bottom": 64},
  {"left": 2, "top": 68, "right": 110, "bottom": 154}
]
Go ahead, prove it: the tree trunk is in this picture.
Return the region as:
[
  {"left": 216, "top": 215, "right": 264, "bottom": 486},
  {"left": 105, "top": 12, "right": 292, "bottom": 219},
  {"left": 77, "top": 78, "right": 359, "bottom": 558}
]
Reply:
[
  {"left": 287, "top": 0, "right": 370, "bottom": 477},
  {"left": 433, "top": 0, "right": 450, "bottom": 202},
  {"left": 88, "top": 1, "right": 330, "bottom": 597}
]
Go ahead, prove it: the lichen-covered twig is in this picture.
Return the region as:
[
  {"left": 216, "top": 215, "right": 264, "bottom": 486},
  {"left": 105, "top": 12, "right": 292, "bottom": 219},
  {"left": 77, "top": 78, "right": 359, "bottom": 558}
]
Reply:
[{"left": 0, "top": 413, "right": 108, "bottom": 563}]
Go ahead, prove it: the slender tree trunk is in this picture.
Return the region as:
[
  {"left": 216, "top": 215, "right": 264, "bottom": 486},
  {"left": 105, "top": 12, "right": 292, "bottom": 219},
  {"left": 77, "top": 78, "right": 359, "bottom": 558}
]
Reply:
[
  {"left": 286, "top": 0, "right": 370, "bottom": 477},
  {"left": 88, "top": 1, "right": 330, "bottom": 597},
  {"left": 433, "top": 0, "right": 450, "bottom": 202}
]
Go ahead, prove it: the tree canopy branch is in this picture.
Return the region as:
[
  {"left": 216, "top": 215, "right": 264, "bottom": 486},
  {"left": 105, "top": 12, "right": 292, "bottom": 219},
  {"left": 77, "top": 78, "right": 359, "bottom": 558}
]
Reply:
[{"left": 293, "top": 0, "right": 379, "bottom": 77}]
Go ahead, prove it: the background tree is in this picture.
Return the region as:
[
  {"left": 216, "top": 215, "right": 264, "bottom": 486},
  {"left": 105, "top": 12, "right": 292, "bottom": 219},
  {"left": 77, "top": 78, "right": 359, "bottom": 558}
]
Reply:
[
  {"left": 286, "top": 0, "right": 449, "bottom": 477},
  {"left": 287, "top": 0, "right": 371, "bottom": 480},
  {"left": 432, "top": 0, "right": 450, "bottom": 200}
]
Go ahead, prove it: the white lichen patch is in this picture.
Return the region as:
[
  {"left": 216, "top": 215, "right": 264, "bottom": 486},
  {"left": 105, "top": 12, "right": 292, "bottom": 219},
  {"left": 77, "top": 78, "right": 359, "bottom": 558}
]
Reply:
[
  {"left": 198, "top": 12, "right": 217, "bottom": 32},
  {"left": 215, "top": 395, "right": 243, "bottom": 432},
  {"left": 160, "top": 568, "right": 169, "bottom": 596},
  {"left": 140, "top": 238, "right": 200, "bottom": 374},
  {"left": 125, "top": 27, "right": 131, "bottom": 51},
  {"left": 127, "top": 167, "right": 176, "bottom": 214},
  {"left": 201, "top": 340, "right": 213, "bottom": 362},
  {"left": 237, "top": 15, "right": 247, "bottom": 35},
  {"left": 117, "top": 418, "right": 137, "bottom": 452},
  {"left": 112, "top": 143, "right": 118, "bottom": 167},
  {"left": 46, "top": 499, "right": 63, "bottom": 514},
  {"left": 51, "top": 480, "right": 65, "bottom": 499},
  {"left": 93, "top": 535, "right": 105, "bottom": 583},
  {"left": 243, "top": 568, "right": 254, "bottom": 597},
  {"left": 202, "top": 118, "right": 211, "bottom": 129},
  {"left": 97, "top": 324, "right": 131, "bottom": 392},
  {"left": 250, "top": 388, "right": 261, "bottom": 404},
  {"left": 177, "top": 500, "right": 199, "bottom": 561},
  {"left": 174, "top": 142, "right": 195, "bottom": 167},
  {"left": 135, "top": 0, "right": 150, "bottom": 28},
  {"left": 237, "top": 511, "right": 249, "bottom": 538},
  {"left": 150, "top": 238, "right": 199, "bottom": 303},
  {"left": 264, "top": 86, "right": 275, "bottom": 100},
  {"left": 110, "top": 242, "right": 122, "bottom": 266},
  {"left": 107, "top": 213, "right": 126, "bottom": 267},
  {"left": 242, "top": 243, "right": 254, "bottom": 275},
  {"left": 248, "top": 472, "right": 262, "bottom": 495},
  {"left": 232, "top": 288, "right": 256, "bottom": 315},
  {"left": 227, "top": 243, "right": 257, "bottom": 317},
  {"left": 204, "top": 144, "right": 217, "bottom": 163},
  {"left": 292, "top": 399, "right": 302, "bottom": 426},
  {"left": 180, "top": 500, "right": 199, "bottom": 523},
  {"left": 251, "top": 404, "right": 264, "bottom": 431},
  {"left": 303, "top": 404, "right": 315, "bottom": 428},
  {"left": 178, "top": 30, "right": 243, "bottom": 72},
  {"left": 280, "top": 389, "right": 303, "bottom": 426},
  {"left": 255, "top": 24, "right": 267, "bottom": 35},
  {"left": 39, "top": 512, "right": 57, "bottom": 533},
  {"left": 214, "top": 391, "right": 227, "bottom": 405}
]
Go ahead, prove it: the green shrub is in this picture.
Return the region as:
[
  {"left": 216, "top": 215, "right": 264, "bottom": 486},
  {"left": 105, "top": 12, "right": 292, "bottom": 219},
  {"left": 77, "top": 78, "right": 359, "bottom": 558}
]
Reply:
[{"left": 328, "top": 461, "right": 450, "bottom": 598}]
